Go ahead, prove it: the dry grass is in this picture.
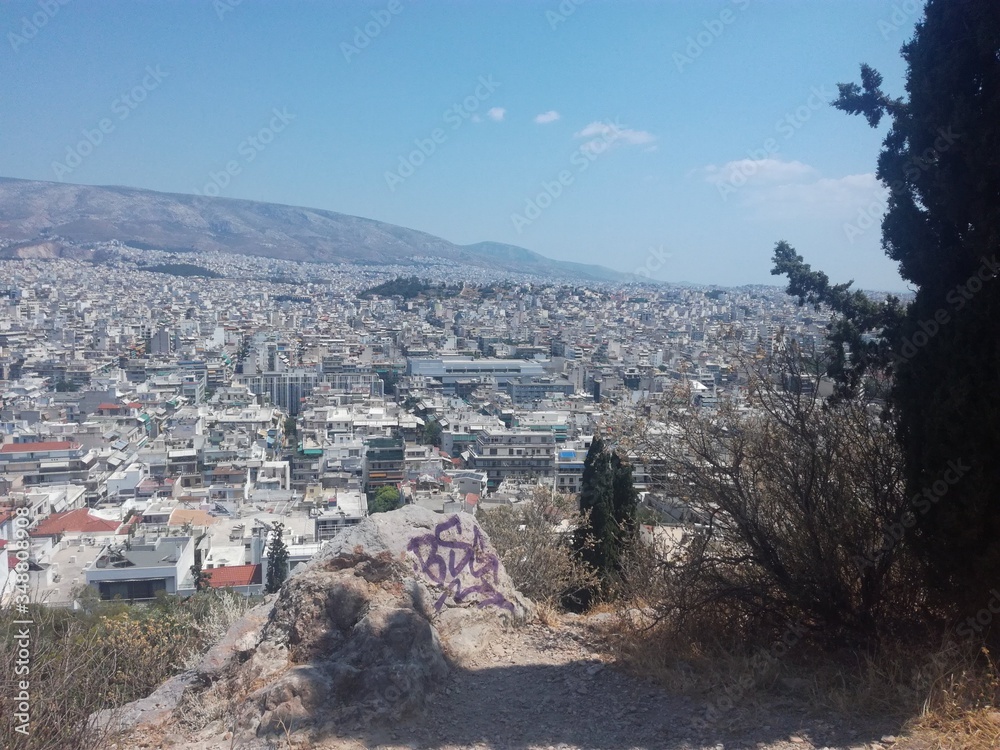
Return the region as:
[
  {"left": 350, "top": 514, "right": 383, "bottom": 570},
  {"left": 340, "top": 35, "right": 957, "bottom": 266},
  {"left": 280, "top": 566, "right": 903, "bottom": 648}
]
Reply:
[
  {"left": 901, "top": 646, "right": 1000, "bottom": 750},
  {"left": 535, "top": 601, "right": 563, "bottom": 629},
  {"left": 602, "top": 606, "right": 1000, "bottom": 748}
]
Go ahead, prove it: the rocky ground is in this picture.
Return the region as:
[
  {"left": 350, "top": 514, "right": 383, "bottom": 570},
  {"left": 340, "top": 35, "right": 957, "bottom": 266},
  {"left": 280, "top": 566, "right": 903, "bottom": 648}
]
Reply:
[
  {"left": 111, "top": 507, "right": 923, "bottom": 750},
  {"left": 345, "top": 615, "right": 908, "bottom": 750},
  {"left": 126, "top": 612, "right": 915, "bottom": 750}
]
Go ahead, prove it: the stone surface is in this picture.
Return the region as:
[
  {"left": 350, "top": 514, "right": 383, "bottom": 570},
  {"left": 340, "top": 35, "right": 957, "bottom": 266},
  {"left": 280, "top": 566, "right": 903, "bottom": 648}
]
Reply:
[
  {"left": 132, "top": 507, "right": 532, "bottom": 742},
  {"left": 102, "top": 508, "right": 910, "bottom": 750}
]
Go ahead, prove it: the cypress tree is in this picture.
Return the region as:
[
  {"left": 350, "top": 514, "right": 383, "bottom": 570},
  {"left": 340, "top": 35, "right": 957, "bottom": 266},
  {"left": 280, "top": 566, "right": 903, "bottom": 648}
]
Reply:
[
  {"left": 265, "top": 522, "right": 289, "bottom": 594},
  {"left": 578, "top": 437, "right": 638, "bottom": 584},
  {"left": 771, "top": 0, "right": 1000, "bottom": 614}
]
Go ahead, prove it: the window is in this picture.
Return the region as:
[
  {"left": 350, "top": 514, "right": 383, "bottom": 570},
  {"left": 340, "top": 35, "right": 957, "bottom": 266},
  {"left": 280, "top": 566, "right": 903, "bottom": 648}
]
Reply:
[{"left": 97, "top": 578, "right": 168, "bottom": 601}]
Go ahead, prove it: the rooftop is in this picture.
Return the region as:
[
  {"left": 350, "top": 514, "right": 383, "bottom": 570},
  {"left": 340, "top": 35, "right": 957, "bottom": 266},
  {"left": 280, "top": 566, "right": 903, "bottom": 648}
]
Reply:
[
  {"left": 32, "top": 508, "right": 121, "bottom": 536},
  {"left": 205, "top": 563, "right": 261, "bottom": 588},
  {"left": 1, "top": 441, "right": 79, "bottom": 453}
]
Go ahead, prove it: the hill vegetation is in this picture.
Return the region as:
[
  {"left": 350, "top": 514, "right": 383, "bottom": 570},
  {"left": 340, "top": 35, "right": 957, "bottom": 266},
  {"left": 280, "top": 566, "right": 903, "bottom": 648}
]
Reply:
[
  {"left": 141, "top": 263, "right": 222, "bottom": 279},
  {"left": 358, "top": 276, "right": 459, "bottom": 300}
]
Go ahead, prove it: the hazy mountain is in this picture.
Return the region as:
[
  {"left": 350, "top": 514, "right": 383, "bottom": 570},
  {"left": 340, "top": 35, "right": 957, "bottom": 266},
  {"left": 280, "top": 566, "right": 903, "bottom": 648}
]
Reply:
[
  {"left": 457, "top": 242, "right": 631, "bottom": 282},
  {"left": 0, "top": 177, "right": 633, "bottom": 281}
]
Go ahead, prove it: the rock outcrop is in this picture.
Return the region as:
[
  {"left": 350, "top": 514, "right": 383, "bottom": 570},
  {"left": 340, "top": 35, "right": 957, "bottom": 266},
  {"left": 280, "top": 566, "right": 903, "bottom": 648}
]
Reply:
[{"left": 139, "top": 506, "right": 531, "bottom": 744}]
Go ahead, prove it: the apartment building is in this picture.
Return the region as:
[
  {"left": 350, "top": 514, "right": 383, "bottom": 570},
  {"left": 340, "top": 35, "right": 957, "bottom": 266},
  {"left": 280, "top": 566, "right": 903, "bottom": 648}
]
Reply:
[
  {"left": 468, "top": 430, "right": 556, "bottom": 489},
  {"left": 0, "top": 441, "right": 98, "bottom": 488}
]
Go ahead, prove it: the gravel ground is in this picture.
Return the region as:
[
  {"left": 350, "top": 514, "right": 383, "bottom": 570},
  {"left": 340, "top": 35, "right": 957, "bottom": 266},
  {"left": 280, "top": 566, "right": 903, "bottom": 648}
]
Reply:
[{"left": 124, "top": 614, "right": 916, "bottom": 750}]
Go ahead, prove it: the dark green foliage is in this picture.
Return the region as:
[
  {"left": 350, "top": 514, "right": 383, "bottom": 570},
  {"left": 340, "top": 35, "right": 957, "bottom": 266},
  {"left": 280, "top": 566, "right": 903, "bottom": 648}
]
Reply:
[
  {"left": 191, "top": 560, "right": 210, "bottom": 593},
  {"left": 421, "top": 418, "right": 442, "bottom": 447},
  {"left": 770, "top": 0, "right": 1000, "bottom": 616},
  {"left": 265, "top": 523, "right": 289, "bottom": 593},
  {"left": 369, "top": 486, "right": 402, "bottom": 514},
  {"left": 359, "top": 276, "right": 433, "bottom": 299},
  {"left": 578, "top": 437, "right": 638, "bottom": 587},
  {"left": 771, "top": 241, "right": 905, "bottom": 400},
  {"left": 143, "top": 263, "right": 221, "bottom": 278}
]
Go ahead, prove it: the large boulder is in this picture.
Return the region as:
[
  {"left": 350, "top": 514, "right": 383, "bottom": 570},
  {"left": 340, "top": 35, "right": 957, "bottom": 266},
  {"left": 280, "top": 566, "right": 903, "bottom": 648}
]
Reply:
[{"left": 172, "top": 506, "right": 532, "bottom": 742}]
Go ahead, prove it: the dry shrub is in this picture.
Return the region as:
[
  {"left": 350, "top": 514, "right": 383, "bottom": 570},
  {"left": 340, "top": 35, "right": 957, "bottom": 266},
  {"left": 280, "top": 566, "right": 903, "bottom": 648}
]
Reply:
[
  {"left": 611, "top": 346, "right": 925, "bottom": 651},
  {"left": 606, "top": 577, "right": 1000, "bottom": 747},
  {"left": 478, "top": 486, "right": 596, "bottom": 607},
  {"left": 0, "top": 604, "right": 124, "bottom": 750},
  {"left": 0, "top": 590, "right": 259, "bottom": 749}
]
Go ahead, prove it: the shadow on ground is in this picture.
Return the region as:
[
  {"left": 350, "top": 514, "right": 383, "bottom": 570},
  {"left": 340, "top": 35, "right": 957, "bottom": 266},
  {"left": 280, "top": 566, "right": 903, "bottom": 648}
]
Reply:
[{"left": 303, "top": 658, "right": 907, "bottom": 750}]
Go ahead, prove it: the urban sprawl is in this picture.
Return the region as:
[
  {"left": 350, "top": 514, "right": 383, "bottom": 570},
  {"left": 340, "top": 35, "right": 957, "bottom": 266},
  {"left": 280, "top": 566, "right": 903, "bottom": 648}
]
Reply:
[{"left": 0, "top": 243, "right": 853, "bottom": 604}]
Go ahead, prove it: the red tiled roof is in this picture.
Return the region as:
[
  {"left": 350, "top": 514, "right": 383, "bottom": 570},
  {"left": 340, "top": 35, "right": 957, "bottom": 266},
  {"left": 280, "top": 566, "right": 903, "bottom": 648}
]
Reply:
[
  {"left": 1, "top": 441, "right": 77, "bottom": 453},
  {"left": 465, "top": 493, "right": 480, "bottom": 505},
  {"left": 205, "top": 564, "right": 261, "bottom": 588},
  {"left": 117, "top": 515, "right": 141, "bottom": 535},
  {"left": 31, "top": 508, "right": 120, "bottom": 536},
  {"left": 97, "top": 403, "right": 121, "bottom": 411}
]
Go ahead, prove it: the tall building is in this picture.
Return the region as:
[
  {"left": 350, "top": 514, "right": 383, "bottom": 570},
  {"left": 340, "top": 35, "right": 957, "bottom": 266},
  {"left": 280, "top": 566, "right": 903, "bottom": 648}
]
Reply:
[
  {"left": 363, "top": 436, "right": 405, "bottom": 492},
  {"left": 468, "top": 430, "right": 556, "bottom": 489}
]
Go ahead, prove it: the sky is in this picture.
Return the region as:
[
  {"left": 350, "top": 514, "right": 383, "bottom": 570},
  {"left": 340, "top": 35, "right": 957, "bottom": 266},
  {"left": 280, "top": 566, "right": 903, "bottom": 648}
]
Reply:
[{"left": 0, "top": 0, "right": 923, "bottom": 290}]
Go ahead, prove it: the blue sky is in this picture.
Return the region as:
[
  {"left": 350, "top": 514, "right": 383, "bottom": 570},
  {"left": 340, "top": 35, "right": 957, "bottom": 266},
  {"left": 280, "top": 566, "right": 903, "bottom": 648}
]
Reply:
[{"left": 0, "top": 0, "right": 922, "bottom": 289}]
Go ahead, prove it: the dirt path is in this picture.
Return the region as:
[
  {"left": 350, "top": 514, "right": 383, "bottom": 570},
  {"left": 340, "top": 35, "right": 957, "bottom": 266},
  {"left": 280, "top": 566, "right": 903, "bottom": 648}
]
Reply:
[
  {"left": 229, "top": 615, "right": 903, "bottom": 750},
  {"left": 129, "top": 613, "right": 913, "bottom": 750}
]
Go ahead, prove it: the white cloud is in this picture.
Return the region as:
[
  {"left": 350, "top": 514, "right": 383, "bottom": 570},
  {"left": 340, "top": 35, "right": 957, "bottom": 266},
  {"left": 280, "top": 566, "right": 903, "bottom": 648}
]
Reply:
[
  {"left": 695, "top": 158, "right": 888, "bottom": 223},
  {"left": 487, "top": 107, "right": 506, "bottom": 122},
  {"left": 534, "top": 110, "right": 561, "bottom": 124},
  {"left": 574, "top": 120, "right": 656, "bottom": 144},
  {"left": 700, "top": 158, "right": 818, "bottom": 186},
  {"left": 572, "top": 120, "right": 656, "bottom": 155},
  {"left": 744, "top": 172, "right": 886, "bottom": 219}
]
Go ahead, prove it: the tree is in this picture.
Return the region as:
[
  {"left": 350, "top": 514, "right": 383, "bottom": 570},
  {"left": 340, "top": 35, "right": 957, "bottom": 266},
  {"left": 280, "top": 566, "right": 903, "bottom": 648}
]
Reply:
[
  {"left": 190, "top": 560, "right": 210, "bottom": 593},
  {"left": 771, "top": 0, "right": 1000, "bottom": 617},
  {"left": 421, "top": 418, "right": 442, "bottom": 447},
  {"left": 577, "top": 437, "right": 638, "bottom": 588},
  {"left": 369, "top": 486, "right": 401, "bottom": 514},
  {"left": 265, "top": 523, "right": 289, "bottom": 594}
]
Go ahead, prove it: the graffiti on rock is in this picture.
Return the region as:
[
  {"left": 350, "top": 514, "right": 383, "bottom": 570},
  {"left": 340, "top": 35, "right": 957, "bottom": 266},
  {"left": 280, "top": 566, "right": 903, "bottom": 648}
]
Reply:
[{"left": 407, "top": 515, "right": 514, "bottom": 612}]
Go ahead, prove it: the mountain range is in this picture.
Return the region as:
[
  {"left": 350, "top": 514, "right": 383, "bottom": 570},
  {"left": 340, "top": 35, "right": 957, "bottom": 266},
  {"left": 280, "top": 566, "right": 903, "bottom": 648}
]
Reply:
[{"left": 0, "top": 177, "right": 633, "bottom": 282}]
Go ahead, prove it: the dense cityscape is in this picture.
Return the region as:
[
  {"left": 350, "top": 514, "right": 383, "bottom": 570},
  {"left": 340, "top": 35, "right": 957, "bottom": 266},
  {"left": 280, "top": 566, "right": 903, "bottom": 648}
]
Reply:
[
  {"left": 0, "top": 243, "right": 837, "bottom": 603},
  {"left": 3, "top": 0, "right": 998, "bottom": 747}
]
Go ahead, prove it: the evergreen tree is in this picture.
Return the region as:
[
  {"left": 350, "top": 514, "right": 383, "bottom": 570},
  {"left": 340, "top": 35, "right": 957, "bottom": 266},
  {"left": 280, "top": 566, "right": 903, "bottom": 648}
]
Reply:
[
  {"left": 771, "top": 0, "right": 1000, "bottom": 614},
  {"left": 611, "top": 452, "right": 638, "bottom": 553},
  {"left": 190, "top": 560, "right": 210, "bottom": 593},
  {"left": 265, "top": 522, "right": 289, "bottom": 593},
  {"left": 421, "top": 419, "right": 442, "bottom": 447},
  {"left": 578, "top": 437, "right": 638, "bottom": 584}
]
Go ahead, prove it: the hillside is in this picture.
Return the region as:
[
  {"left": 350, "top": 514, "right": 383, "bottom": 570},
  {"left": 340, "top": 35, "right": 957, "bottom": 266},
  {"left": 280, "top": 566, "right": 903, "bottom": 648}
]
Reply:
[{"left": 0, "top": 177, "right": 633, "bottom": 281}]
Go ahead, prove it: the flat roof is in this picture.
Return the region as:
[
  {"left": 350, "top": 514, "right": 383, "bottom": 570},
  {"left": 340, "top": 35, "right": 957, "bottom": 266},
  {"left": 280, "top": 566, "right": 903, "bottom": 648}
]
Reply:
[{"left": 1, "top": 441, "right": 78, "bottom": 453}]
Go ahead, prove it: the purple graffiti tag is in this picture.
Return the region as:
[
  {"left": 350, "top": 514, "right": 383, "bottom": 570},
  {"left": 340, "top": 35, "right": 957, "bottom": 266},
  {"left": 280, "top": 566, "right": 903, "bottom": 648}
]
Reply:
[{"left": 407, "top": 515, "right": 515, "bottom": 612}]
